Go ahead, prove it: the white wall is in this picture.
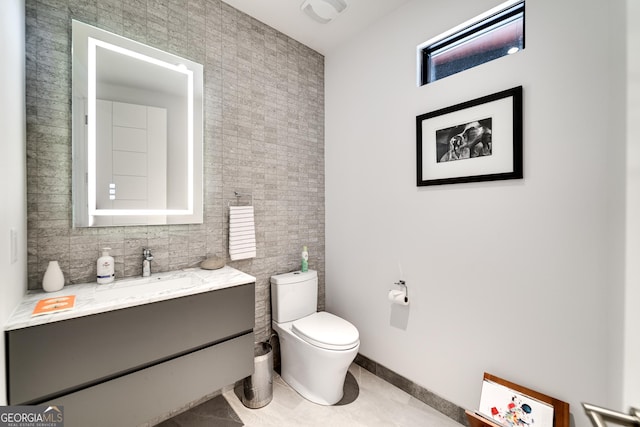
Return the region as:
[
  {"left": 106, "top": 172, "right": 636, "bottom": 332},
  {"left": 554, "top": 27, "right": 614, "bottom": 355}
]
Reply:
[
  {"left": 624, "top": 0, "right": 640, "bottom": 410},
  {"left": 0, "top": 0, "right": 27, "bottom": 406},
  {"left": 325, "top": 0, "right": 628, "bottom": 425}
]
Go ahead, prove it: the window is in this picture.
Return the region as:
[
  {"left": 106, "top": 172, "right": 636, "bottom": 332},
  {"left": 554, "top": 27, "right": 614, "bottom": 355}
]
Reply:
[{"left": 418, "top": 0, "right": 524, "bottom": 85}]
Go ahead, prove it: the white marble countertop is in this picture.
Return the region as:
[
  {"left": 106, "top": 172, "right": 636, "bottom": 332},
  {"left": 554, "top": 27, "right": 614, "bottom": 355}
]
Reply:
[{"left": 5, "top": 266, "right": 256, "bottom": 331}]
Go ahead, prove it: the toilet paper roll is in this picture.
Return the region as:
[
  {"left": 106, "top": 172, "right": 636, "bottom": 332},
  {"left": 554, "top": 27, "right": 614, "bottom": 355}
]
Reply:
[{"left": 388, "top": 289, "right": 409, "bottom": 306}]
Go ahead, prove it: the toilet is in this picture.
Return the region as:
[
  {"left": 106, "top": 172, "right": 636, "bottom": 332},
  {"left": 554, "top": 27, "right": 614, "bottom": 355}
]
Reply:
[{"left": 270, "top": 270, "right": 360, "bottom": 405}]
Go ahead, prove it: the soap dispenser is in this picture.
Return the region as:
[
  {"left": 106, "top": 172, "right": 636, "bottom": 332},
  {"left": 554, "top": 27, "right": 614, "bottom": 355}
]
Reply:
[
  {"left": 301, "top": 246, "right": 309, "bottom": 272},
  {"left": 97, "top": 248, "right": 115, "bottom": 284}
]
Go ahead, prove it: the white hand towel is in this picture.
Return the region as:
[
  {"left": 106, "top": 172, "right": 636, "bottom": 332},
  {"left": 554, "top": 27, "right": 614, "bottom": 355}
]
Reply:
[{"left": 229, "top": 205, "right": 256, "bottom": 260}]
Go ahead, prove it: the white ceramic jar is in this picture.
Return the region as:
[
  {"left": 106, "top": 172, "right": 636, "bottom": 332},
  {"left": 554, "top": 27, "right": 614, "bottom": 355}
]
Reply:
[{"left": 43, "top": 260, "right": 64, "bottom": 292}]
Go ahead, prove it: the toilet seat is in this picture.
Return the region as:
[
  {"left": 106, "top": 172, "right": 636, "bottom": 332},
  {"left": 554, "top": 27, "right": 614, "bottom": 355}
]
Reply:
[{"left": 292, "top": 311, "right": 359, "bottom": 351}]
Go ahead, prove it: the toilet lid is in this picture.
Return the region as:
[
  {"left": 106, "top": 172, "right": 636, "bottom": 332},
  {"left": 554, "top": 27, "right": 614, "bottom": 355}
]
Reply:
[{"left": 292, "top": 312, "right": 359, "bottom": 351}]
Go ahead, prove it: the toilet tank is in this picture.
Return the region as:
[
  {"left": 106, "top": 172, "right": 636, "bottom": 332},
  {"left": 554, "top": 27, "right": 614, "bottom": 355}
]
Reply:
[{"left": 270, "top": 270, "right": 318, "bottom": 323}]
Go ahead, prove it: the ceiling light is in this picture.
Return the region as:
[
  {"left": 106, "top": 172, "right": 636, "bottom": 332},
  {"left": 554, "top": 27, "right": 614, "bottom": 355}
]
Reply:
[
  {"left": 507, "top": 46, "right": 520, "bottom": 54},
  {"left": 301, "top": 0, "right": 347, "bottom": 24}
]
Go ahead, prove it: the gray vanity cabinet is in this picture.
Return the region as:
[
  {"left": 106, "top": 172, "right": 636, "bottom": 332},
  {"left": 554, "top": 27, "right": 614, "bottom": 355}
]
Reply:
[{"left": 6, "top": 283, "right": 255, "bottom": 427}]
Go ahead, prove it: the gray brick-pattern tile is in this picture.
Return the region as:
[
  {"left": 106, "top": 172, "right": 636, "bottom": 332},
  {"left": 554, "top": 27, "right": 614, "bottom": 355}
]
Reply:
[{"left": 26, "top": 0, "right": 325, "bottom": 342}]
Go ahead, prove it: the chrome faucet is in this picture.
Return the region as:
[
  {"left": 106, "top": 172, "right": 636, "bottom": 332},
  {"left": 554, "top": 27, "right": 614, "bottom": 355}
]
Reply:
[{"left": 142, "top": 248, "right": 153, "bottom": 277}]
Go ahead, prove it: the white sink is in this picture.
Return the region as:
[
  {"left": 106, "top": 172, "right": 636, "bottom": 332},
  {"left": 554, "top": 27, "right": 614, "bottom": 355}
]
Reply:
[{"left": 96, "top": 275, "right": 198, "bottom": 299}]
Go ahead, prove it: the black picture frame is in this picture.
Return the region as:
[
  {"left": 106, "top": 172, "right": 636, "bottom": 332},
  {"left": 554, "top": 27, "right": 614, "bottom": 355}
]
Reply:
[{"left": 416, "top": 86, "right": 523, "bottom": 187}]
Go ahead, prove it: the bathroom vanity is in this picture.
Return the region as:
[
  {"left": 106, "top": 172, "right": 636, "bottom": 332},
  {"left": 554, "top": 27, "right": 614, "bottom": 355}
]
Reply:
[{"left": 4, "top": 266, "right": 255, "bottom": 427}]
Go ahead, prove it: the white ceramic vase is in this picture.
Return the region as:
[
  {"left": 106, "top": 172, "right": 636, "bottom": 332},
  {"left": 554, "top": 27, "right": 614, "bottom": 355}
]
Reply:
[{"left": 43, "top": 261, "right": 64, "bottom": 292}]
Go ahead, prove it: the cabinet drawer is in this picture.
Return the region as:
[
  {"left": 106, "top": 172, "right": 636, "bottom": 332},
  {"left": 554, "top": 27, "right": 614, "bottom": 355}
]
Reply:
[
  {"left": 42, "top": 333, "right": 254, "bottom": 427},
  {"left": 7, "top": 283, "right": 254, "bottom": 404}
]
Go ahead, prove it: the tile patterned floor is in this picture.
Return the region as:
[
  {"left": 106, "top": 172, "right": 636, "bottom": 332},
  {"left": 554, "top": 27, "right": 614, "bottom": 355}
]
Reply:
[
  {"left": 163, "top": 363, "right": 464, "bottom": 426},
  {"left": 157, "top": 395, "right": 243, "bottom": 427}
]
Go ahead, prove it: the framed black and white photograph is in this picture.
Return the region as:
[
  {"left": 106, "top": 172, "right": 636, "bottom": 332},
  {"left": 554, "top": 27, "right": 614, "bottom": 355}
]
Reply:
[{"left": 416, "top": 86, "right": 523, "bottom": 186}]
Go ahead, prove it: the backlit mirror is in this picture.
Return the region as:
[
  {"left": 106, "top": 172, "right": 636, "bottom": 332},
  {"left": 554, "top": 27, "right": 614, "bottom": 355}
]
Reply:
[{"left": 72, "top": 20, "right": 203, "bottom": 227}]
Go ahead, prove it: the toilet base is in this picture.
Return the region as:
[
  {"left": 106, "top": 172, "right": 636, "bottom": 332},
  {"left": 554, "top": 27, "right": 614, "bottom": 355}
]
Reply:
[{"left": 273, "top": 320, "right": 359, "bottom": 405}]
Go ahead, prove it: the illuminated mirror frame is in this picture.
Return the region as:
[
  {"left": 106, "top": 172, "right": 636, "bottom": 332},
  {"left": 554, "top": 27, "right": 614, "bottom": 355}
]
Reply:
[
  {"left": 72, "top": 20, "right": 203, "bottom": 227},
  {"left": 87, "top": 38, "right": 195, "bottom": 218}
]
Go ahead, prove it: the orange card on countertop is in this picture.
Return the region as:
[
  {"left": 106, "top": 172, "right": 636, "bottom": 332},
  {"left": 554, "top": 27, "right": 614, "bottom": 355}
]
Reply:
[{"left": 32, "top": 295, "right": 76, "bottom": 316}]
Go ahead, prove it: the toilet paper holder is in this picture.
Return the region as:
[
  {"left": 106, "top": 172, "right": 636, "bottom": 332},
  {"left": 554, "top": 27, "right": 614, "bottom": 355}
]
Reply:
[
  {"left": 388, "top": 280, "right": 409, "bottom": 305},
  {"left": 394, "top": 280, "right": 408, "bottom": 299}
]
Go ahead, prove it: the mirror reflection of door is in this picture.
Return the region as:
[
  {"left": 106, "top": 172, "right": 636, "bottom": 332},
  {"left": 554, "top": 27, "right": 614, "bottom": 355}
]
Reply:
[
  {"left": 95, "top": 100, "right": 167, "bottom": 225},
  {"left": 71, "top": 20, "right": 204, "bottom": 227}
]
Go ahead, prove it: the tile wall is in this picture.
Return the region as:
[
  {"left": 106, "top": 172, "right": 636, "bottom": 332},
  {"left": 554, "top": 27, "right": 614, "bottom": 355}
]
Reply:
[{"left": 26, "top": 0, "right": 325, "bottom": 341}]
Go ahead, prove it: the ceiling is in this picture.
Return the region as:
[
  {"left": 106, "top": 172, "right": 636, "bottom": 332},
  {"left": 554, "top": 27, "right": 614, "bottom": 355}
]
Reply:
[{"left": 220, "top": 0, "right": 413, "bottom": 55}]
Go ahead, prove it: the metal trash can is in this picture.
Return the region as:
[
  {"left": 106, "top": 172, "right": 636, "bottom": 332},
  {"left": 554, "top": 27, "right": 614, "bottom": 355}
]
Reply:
[{"left": 242, "top": 342, "right": 273, "bottom": 408}]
